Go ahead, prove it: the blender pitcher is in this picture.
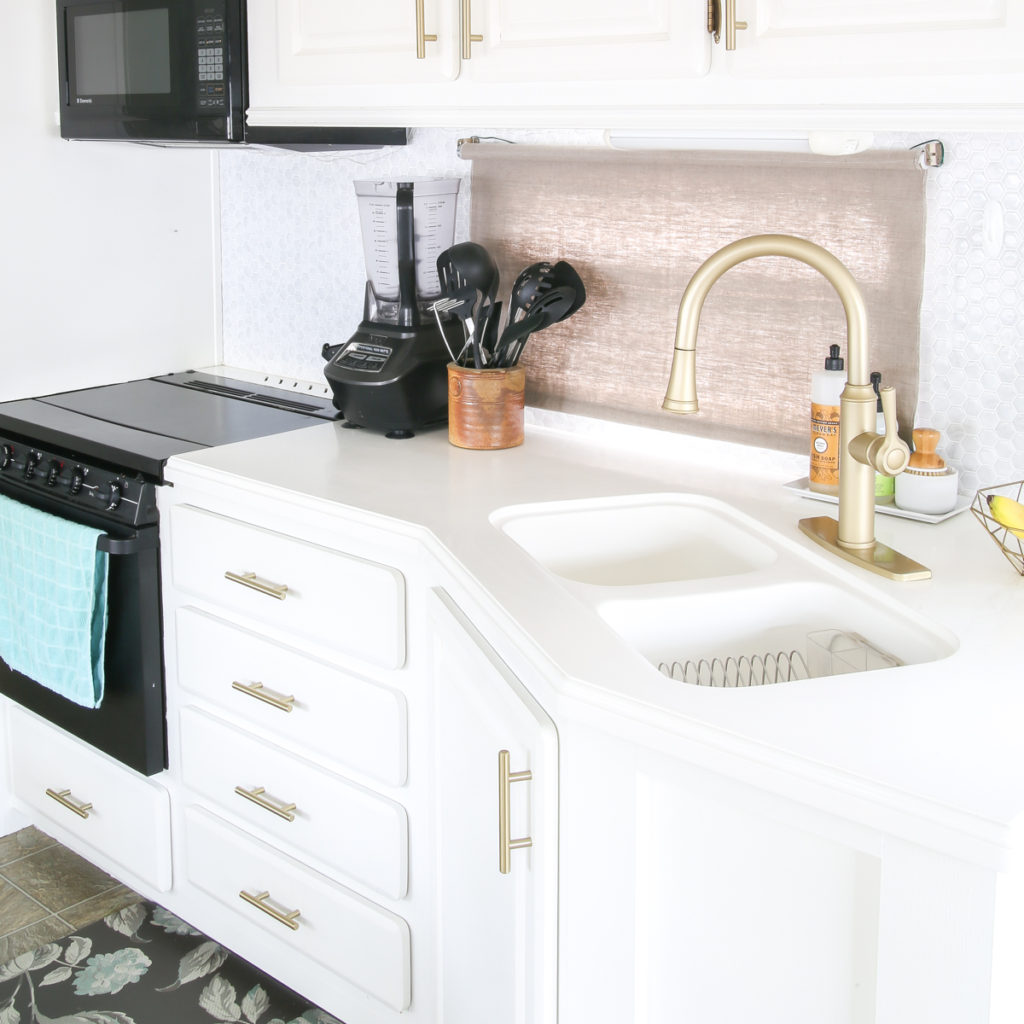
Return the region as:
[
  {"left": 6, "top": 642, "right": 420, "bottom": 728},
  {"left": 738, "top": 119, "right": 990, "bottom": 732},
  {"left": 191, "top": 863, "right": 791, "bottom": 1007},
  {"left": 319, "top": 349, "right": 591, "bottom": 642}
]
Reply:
[{"left": 354, "top": 178, "right": 460, "bottom": 325}]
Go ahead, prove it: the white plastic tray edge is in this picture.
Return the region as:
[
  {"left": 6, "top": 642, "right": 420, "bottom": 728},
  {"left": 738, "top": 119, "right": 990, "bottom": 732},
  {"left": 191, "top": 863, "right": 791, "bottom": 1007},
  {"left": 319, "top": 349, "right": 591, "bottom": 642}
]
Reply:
[{"left": 784, "top": 477, "right": 973, "bottom": 524}]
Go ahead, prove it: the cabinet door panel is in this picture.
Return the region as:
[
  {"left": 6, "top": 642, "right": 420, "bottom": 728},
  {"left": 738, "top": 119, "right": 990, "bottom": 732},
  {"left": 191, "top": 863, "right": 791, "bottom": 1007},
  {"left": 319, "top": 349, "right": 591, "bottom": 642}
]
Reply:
[
  {"left": 248, "top": 0, "right": 459, "bottom": 92},
  {"left": 729, "top": 0, "right": 1024, "bottom": 76},
  {"left": 430, "top": 588, "right": 558, "bottom": 1024},
  {"left": 468, "top": 0, "right": 709, "bottom": 81}
]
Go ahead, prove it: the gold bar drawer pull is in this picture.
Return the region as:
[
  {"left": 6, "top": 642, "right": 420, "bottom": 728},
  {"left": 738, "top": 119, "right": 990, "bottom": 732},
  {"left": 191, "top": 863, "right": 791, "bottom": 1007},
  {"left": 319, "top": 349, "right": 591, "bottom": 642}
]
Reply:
[
  {"left": 498, "top": 749, "right": 532, "bottom": 874},
  {"left": 415, "top": 0, "right": 437, "bottom": 58},
  {"left": 45, "top": 788, "right": 93, "bottom": 819},
  {"left": 234, "top": 785, "right": 297, "bottom": 822},
  {"left": 224, "top": 570, "right": 289, "bottom": 600},
  {"left": 239, "top": 889, "right": 301, "bottom": 931},
  {"left": 231, "top": 681, "right": 295, "bottom": 713}
]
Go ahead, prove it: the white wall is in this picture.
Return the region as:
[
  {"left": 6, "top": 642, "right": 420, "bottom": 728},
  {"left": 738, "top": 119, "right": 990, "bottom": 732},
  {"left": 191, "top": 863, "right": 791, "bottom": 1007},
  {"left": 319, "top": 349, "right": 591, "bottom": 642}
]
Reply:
[{"left": 0, "top": 4, "right": 221, "bottom": 402}]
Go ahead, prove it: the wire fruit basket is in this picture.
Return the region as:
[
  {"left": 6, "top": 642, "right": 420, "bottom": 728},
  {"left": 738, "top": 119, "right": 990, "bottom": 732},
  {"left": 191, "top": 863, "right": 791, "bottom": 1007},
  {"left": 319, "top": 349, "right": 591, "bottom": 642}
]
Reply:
[{"left": 971, "top": 481, "right": 1024, "bottom": 576}]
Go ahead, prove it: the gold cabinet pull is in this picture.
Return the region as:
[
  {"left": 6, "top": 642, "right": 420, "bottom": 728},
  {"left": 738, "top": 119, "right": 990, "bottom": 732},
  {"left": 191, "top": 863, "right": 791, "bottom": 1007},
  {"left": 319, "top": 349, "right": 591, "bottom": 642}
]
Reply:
[
  {"left": 231, "top": 680, "right": 295, "bottom": 713},
  {"left": 45, "top": 788, "right": 93, "bottom": 819},
  {"left": 707, "top": 0, "right": 747, "bottom": 49},
  {"left": 415, "top": 0, "right": 438, "bottom": 58},
  {"left": 224, "top": 570, "right": 289, "bottom": 601},
  {"left": 239, "top": 889, "right": 301, "bottom": 931},
  {"left": 460, "top": 0, "right": 482, "bottom": 59},
  {"left": 498, "top": 749, "right": 532, "bottom": 874},
  {"left": 234, "top": 785, "right": 297, "bottom": 822}
]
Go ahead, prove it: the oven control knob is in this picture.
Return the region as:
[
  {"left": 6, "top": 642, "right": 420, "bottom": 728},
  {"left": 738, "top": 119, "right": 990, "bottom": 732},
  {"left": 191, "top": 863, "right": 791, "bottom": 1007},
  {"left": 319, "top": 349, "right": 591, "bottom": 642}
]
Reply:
[
  {"left": 0, "top": 445, "right": 12, "bottom": 471},
  {"left": 24, "top": 451, "right": 41, "bottom": 480},
  {"left": 104, "top": 481, "right": 123, "bottom": 511},
  {"left": 69, "top": 466, "right": 86, "bottom": 495},
  {"left": 46, "top": 459, "right": 63, "bottom": 487}
]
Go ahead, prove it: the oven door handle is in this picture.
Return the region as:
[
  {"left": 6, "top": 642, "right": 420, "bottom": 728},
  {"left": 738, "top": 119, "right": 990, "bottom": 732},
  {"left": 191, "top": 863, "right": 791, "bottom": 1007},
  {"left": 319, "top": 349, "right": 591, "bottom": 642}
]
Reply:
[{"left": 97, "top": 528, "right": 158, "bottom": 556}]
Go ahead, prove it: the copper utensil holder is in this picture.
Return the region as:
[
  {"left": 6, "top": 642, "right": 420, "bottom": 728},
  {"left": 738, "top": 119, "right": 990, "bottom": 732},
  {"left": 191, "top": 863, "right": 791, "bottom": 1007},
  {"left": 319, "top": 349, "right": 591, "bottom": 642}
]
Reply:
[{"left": 447, "top": 364, "right": 525, "bottom": 450}]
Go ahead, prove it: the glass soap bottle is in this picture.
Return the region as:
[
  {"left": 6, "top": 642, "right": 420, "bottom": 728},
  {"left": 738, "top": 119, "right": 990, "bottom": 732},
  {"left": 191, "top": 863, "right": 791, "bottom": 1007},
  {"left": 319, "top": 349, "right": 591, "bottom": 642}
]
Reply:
[{"left": 809, "top": 344, "right": 845, "bottom": 494}]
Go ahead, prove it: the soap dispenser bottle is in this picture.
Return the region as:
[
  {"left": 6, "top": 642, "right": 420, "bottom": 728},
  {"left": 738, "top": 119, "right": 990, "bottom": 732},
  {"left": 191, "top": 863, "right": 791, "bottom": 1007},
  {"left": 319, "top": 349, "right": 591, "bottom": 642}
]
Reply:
[{"left": 809, "top": 344, "right": 845, "bottom": 494}]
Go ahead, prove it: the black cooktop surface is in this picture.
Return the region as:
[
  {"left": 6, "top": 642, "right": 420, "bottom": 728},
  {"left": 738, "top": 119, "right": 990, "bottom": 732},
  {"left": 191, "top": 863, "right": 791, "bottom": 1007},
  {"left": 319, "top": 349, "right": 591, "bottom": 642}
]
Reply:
[{"left": 0, "top": 371, "right": 340, "bottom": 480}]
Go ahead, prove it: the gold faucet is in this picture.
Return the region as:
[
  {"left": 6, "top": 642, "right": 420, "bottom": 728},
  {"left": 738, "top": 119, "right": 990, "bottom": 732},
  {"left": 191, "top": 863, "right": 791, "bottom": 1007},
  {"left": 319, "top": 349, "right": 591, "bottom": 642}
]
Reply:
[{"left": 664, "top": 233, "right": 930, "bottom": 581}]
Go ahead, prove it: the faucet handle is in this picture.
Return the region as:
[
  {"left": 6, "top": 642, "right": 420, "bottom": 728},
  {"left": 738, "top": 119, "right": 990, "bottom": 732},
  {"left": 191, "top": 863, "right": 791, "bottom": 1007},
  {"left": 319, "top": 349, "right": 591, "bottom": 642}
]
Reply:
[{"left": 870, "top": 385, "right": 911, "bottom": 476}]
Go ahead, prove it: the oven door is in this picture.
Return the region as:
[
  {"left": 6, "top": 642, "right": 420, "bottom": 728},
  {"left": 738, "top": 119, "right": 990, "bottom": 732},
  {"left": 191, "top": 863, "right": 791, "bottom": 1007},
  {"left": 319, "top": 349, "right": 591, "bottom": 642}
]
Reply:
[
  {"left": 56, "top": 0, "right": 244, "bottom": 142},
  {"left": 0, "top": 487, "right": 166, "bottom": 777}
]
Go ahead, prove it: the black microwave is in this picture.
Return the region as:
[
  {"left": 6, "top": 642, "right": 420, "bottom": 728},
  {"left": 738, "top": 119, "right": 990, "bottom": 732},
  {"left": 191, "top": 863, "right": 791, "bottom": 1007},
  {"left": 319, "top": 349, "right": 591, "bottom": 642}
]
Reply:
[{"left": 55, "top": 0, "right": 406, "bottom": 148}]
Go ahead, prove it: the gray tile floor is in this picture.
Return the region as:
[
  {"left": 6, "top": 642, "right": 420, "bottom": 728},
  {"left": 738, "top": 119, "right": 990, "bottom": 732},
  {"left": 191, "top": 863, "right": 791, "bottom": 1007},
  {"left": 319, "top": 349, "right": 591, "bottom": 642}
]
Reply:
[{"left": 0, "top": 826, "right": 140, "bottom": 962}]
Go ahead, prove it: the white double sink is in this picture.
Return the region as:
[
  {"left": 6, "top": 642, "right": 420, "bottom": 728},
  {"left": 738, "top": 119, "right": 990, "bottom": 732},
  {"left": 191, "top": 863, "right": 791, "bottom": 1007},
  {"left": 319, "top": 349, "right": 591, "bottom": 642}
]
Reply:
[{"left": 491, "top": 493, "right": 957, "bottom": 689}]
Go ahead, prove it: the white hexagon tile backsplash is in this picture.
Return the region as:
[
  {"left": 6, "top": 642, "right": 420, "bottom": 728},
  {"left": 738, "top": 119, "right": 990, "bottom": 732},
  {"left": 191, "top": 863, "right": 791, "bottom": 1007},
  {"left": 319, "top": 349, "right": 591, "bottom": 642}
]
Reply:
[{"left": 219, "top": 128, "right": 1024, "bottom": 496}]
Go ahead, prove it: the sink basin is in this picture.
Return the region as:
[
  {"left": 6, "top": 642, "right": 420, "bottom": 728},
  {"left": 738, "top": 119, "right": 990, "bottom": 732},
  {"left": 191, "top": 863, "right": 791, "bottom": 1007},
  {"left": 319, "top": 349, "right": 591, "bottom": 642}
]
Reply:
[
  {"left": 493, "top": 493, "right": 957, "bottom": 687},
  {"left": 492, "top": 494, "right": 777, "bottom": 586},
  {"left": 598, "top": 580, "right": 957, "bottom": 686}
]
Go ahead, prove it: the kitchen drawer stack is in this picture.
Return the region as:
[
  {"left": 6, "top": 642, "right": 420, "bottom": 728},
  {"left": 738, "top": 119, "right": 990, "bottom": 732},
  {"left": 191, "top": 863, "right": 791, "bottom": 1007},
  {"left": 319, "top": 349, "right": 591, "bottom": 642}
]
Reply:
[{"left": 161, "top": 483, "right": 421, "bottom": 1023}]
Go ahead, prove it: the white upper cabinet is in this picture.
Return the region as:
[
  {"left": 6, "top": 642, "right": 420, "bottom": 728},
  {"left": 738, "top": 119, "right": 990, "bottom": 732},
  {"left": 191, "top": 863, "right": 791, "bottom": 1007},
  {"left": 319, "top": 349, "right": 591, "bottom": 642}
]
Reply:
[
  {"left": 246, "top": 0, "right": 1024, "bottom": 129},
  {"left": 722, "top": 0, "right": 1024, "bottom": 77},
  {"left": 245, "top": 0, "right": 710, "bottom": 127}
]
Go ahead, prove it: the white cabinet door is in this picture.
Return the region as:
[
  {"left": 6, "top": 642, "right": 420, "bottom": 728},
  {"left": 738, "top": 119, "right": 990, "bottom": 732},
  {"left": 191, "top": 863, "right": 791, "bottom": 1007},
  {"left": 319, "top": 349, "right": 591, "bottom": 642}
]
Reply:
[
  {"left": 429, "top": 589, "right": 558, "bottom": 1024},
  {"left": 459, "top": 0, "right": 709, "bottom": 83},
  {"left": 246, "top": 0, "right": 460, "bottom": 95},
  {"left": 723, "top": 0, "right": 1024, "bottom": 77},
  {"left": 245, "top": 0, "right": 709, "bottom": 126}
]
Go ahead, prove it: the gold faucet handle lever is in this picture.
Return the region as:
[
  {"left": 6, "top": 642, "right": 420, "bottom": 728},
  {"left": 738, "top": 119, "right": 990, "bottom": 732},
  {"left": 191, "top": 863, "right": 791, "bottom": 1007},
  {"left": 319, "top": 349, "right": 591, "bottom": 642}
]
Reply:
[{"left": 856, "top": 384, "right": 910, "bottom": 477}]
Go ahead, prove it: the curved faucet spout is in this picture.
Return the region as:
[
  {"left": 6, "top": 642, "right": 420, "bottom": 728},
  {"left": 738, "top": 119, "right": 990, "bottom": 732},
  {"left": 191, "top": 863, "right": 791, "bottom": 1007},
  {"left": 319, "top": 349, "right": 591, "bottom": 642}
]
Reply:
[
  {"left": 663, "top": 233, "right": 927, "bottom": 581},
  {"left": 664, "top": 234, "right": 869, "bottom": 415}
]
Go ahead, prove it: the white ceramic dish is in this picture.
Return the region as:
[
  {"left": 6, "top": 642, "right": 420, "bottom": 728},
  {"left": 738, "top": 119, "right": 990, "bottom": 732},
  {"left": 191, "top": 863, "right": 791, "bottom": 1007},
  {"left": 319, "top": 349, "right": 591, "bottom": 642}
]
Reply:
[{"left": 784, "top": 477, "right": 973, "bottom": 524}]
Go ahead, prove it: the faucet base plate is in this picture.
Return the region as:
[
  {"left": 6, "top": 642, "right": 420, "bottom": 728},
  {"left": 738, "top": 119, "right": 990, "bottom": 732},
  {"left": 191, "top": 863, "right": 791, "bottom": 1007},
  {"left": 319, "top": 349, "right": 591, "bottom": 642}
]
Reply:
[{"left": 798, "top": 516, "right": 932, "bottom": 581}]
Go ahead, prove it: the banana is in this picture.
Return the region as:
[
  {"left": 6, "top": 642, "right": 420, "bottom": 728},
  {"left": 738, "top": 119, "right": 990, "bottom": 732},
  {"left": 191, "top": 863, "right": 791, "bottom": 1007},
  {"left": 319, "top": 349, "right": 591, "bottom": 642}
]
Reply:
[{"left": 986, "top": 494, "right": 1024, "bottom": 539}]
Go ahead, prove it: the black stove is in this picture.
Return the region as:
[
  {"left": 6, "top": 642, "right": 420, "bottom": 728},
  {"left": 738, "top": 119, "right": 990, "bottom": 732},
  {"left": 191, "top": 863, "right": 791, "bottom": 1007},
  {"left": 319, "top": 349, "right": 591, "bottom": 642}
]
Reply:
[
  {"left": 0, "top": 370, "right": 340, "bottom": 776},
  {"left": 0, "top": 370, "right": 340, "bottom": 484}
]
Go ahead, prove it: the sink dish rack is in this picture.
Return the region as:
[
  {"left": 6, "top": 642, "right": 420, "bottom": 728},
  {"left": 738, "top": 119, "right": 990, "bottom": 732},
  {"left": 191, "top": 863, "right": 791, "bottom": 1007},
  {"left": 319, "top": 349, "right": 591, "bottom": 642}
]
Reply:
[
  {"left": 659, "top": 651, "right": 809, "bottom": 687},
  {"left": 658, "top": 629, "right": 901, "bottom": 687}
]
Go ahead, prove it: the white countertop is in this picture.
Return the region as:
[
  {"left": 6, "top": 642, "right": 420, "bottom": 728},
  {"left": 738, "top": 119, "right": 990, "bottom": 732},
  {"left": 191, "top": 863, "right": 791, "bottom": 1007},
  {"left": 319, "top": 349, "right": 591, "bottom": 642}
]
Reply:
[{"left": 165, "top": 409, "right": 1024, "bottom": 865}]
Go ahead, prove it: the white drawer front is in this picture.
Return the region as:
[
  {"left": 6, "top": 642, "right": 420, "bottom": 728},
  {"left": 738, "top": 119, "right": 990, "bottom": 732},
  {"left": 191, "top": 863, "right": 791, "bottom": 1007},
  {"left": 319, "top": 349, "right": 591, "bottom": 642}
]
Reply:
[
  {"left": 168, "top": 504, "right": 405, "bottom": 670},
  {"left": 8, "top": 707, "right": 172, "bottom": 891},
  {"left": 184, "top": 805, "right": 411, "bottom": 1013},
  {"left": 175, "top": 607, "right": 407, "bottom": 787},
  {"left": 180, "top": 707, "right": 408, "bottom": 899}
]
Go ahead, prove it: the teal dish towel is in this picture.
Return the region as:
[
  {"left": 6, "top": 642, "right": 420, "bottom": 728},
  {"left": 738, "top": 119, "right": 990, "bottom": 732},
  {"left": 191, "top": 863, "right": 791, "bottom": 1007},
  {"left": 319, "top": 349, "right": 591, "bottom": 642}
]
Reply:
[{"left": 0, "top": 494, "right": 109, "bottom": 708}]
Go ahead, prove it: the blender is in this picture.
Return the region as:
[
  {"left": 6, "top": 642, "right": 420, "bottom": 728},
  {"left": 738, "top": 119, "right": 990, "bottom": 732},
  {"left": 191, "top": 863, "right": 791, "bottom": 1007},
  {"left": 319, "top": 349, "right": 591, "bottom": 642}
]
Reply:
[{"left": 323, "top": 179, "right": 461, "bottom": 438}]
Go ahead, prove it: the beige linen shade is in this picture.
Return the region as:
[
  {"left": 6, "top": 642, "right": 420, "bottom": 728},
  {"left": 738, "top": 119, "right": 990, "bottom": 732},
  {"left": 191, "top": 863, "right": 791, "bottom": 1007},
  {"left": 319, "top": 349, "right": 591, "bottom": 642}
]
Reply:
[{"left": 465, "top": 143, "right": 926, "bottom": 455}]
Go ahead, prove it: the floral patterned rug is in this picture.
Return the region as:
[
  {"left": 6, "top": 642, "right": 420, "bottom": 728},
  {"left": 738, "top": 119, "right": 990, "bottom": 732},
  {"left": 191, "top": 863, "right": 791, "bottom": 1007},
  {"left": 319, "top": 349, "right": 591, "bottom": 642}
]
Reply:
[{"left": 0, "top": 901, "right": 341, "bottom": 1024}]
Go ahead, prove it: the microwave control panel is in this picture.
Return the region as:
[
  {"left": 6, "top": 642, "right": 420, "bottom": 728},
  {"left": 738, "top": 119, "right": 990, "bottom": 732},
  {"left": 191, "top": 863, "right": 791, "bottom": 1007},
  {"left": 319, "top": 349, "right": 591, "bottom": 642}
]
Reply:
[{"left": 195, "top": 4, "right": 227, "bottom": 111}]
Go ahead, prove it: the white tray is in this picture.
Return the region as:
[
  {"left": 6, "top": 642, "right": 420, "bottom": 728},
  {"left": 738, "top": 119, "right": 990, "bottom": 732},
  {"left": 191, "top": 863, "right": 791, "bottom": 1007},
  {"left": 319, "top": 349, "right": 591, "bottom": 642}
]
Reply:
[{"left": 784, "top": 477, "right": 973, "bottom": 524}]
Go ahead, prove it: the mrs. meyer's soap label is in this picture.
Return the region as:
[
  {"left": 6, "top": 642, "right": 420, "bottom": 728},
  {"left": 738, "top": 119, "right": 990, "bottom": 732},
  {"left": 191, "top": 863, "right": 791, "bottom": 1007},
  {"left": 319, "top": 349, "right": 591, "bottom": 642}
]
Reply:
[{"left": 810, "top": 402, "right": 841, "bottom": 487}]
